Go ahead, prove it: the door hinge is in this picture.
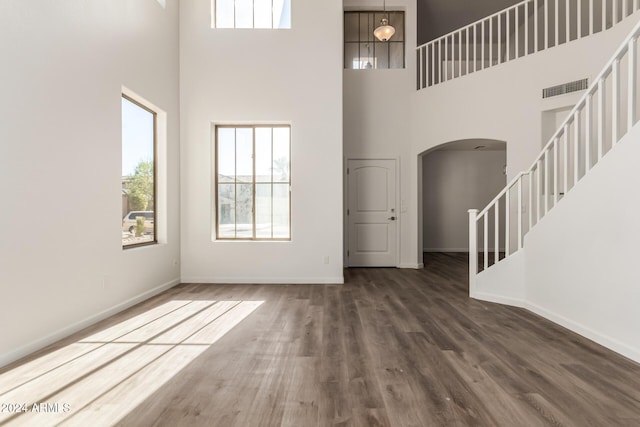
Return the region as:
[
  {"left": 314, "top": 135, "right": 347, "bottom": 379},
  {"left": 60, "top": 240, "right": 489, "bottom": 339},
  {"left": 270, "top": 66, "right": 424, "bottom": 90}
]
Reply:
[
  {"left": 347, "top": 209, "right": 350, "bottom": 215},
  {"left": 347, "top": 168, "right": 349, "bottom": 175},
  {"left": 347, "top": 250, "right": 350, "bottom": 256}
]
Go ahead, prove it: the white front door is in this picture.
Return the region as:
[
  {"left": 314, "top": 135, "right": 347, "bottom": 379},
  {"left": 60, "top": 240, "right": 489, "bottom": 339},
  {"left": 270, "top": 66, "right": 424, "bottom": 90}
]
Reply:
[{"left": 347, "top": 159, "right": 397, "bottom": 267}]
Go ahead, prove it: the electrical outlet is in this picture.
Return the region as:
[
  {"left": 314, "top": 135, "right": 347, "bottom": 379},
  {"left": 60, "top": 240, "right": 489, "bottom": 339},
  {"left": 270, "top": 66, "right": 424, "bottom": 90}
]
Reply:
[{"left": 323, "top": 256, "right": 330, "bottom": 265}]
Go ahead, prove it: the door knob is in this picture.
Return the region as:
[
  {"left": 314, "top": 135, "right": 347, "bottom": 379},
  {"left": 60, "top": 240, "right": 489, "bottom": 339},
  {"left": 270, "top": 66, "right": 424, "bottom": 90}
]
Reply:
[{"left": 388, "top": 216, "right": 396, "bottom": 221}]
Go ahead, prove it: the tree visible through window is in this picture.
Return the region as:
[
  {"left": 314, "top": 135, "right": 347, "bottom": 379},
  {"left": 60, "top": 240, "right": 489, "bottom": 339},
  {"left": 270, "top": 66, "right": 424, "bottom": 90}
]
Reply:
[
  {"left": 213, "top": 0, "right": 291, "bottom": 29},
  {"left": 122, "top": 95, "right": 156, "bottom": 248},
  {"left": 215, "top": 125, "right": 291, "bottom": 240}
]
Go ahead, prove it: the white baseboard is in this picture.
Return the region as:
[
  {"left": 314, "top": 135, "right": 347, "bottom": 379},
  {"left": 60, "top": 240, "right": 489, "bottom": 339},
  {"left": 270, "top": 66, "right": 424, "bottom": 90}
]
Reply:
[
  {"left": 524, "top": 301, "right": 640, "bottom": 365},
  {"left": 472, "top": 292, "right": 640, "bottom": 364},
  {"left": 397, "top": 263, "right": 424, "bottom": 269},
  {"left": 471, "top": 292, "right": 525, "bottom": 308},
  {"left": 0, "top": 278, "right": 180, "bottom": 369},
  {"left": 180, "top": 276, "right": 344, "bottom": 285}
]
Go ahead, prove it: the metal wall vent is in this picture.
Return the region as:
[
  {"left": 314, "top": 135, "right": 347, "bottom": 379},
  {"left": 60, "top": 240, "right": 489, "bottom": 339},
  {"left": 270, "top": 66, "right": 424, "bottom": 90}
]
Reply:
[{"left": 543, "top": 78, "right": 589, "bottom": 98}]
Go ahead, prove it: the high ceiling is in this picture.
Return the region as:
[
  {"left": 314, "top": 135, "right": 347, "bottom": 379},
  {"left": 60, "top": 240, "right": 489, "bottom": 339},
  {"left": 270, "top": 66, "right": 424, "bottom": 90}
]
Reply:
[{"left": 417, "top": 0, "right": 522, "bottom": 45}]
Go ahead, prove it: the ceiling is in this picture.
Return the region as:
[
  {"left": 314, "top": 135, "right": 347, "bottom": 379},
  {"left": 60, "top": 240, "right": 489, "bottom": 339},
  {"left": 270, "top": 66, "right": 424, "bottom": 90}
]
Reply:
[{"left": 417, "top": 0, "right": 522, "bottom": 45}]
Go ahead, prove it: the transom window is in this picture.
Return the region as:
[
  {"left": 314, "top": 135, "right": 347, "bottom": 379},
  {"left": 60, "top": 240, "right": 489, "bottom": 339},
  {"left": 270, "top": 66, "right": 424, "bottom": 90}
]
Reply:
[
  {"left": 344, "top": 11, "right": 405, "bottom": 69},
  {"left": 212, "top": 0, "right": 291, "bottom": 29},
  {"left": 215, "top": 125, "right": 291, "bottom": 240}
]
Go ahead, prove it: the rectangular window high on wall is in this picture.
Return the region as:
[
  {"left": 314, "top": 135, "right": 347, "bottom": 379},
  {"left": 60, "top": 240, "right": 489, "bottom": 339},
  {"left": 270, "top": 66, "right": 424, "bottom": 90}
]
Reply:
[
  {"left": 212, "top": 0, "right": 291, "bottom": 29},
  {"left": 122, "top": 95, "right": 157, "bottom": 248},
  {"left": 344, "top": 11, "right": 405, "bottom": 69},
  {"left": 215, "top": 125, "right": 291, "bottom": 240}
]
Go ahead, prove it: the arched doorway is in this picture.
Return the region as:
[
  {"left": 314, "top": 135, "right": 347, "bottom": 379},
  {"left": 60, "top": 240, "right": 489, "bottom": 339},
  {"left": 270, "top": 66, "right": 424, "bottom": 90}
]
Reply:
[{"left": 418, "top": 139, "right": 506, "bottom": 269}]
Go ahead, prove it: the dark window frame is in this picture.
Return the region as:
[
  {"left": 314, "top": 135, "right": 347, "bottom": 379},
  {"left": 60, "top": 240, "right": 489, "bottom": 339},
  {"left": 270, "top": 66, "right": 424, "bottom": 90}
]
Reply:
[{"left": 344, "top": 10, "right": 406, "bottom": 70}]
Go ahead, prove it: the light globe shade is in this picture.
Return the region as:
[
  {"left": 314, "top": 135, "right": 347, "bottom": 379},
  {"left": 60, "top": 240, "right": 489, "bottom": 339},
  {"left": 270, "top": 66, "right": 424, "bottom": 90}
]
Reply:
[{"left": 374, "top": 18, "right": 395, "bottom": 41}]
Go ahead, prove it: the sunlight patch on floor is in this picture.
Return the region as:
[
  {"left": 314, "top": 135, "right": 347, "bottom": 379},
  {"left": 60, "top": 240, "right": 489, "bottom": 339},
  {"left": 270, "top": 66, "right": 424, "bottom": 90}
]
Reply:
[{"left": 0, "top": 300, "right": 263, "bottom": 426}]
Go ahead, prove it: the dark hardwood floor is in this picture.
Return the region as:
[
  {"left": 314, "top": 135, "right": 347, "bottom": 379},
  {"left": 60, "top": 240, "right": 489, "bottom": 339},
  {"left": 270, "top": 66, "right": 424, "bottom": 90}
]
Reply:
[{"left": 2, "top": 252, "right": 640, "bottom": 426}]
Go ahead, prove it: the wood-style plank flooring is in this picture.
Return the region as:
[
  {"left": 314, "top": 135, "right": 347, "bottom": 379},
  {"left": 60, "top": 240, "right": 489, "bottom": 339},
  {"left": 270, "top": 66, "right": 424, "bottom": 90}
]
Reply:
[{"left": 2, "top": 253, "right": 640, "bottom": 426}]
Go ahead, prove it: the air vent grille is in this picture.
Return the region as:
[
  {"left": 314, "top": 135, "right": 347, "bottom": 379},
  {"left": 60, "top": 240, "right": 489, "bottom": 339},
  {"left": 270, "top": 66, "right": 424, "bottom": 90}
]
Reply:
[{"left": 543, "top": 78, "right": 589, "bottom": 98}]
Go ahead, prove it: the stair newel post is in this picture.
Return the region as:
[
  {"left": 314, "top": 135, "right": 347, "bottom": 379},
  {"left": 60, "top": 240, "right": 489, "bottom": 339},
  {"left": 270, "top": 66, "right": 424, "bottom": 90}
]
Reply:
[{"left": 468, "top": 209, "right": 479, "bottom": 297}]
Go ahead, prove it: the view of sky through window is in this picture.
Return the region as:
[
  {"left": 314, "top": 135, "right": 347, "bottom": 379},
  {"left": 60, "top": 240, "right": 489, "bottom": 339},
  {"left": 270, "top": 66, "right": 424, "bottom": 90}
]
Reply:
[
  {"left": 214, "top": 0, "right": 291, "bottom": 29},
  {"left": 122, "top": 96, "right": 156, "bottom": 247},
  {"left": 122, "top": 98, "right": 154, "bottom": 176}
]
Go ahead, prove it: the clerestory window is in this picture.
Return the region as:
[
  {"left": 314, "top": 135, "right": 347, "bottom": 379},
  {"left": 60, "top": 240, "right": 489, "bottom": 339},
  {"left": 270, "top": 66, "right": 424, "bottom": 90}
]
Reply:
[
  {"left": 212, "top": 0, "right": 291, "bottom": 29},
  {"left": 344, "top": 11, "right": 405, "bottom": 69}
]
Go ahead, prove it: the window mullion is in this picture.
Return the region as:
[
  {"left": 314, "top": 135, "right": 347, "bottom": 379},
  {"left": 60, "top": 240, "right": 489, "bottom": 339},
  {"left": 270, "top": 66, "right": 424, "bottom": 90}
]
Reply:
[
  {"left": 252, "top": 127, "right": 256, "bottom": 240},
  {"left": 213, "top": 124, "right": 289, "bottom": 241},
  {"left": 288, "top": 128, "right": 291, "bottom": 240},
  {"left": 234, "top": 128, "right": 238, "bottom": 239}
]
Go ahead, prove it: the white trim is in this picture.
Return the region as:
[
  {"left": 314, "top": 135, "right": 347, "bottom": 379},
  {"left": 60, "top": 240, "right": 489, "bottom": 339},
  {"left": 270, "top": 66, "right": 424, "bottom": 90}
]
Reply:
[
  {"left": 398, "top": 263, "right": 424, "bottom": 269},
  {"left": 181, "top": 276, "right": 344, "bottom": 284},
  {"left": 0, "top": 278, "right": 180, "bottom": 369},
  {"left": 424, "top": 248, "right": 469, "bottom": 252},
  {"left": 471, "top": 292, "right": 525, "bottom": 308},
  {"left": 423, "top": 248, "right": 506, "bottom": 252},
  {"left": 470, "top": 293, "right": 640, "bottom": 364},
  {"left": 524, "top": 301, "right": 640, "bottom": 364},
  {"left": 395, "top": 156, "right": 401, "bottom": 268}
]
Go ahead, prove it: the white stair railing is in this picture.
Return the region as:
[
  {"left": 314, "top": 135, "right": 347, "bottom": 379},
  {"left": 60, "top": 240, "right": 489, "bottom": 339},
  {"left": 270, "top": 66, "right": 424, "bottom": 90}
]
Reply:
[
  {"left": 417, "top": 0, "right": 640, "bottom": 90},
  {"left": 469, "top": 16, "right": 640, "bottom": 290}
]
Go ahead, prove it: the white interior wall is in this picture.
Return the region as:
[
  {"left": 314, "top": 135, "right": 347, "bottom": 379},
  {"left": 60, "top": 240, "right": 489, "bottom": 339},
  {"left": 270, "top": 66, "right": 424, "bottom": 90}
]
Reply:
[
  {"left": 343, "top": 0, "right": 418, "bottom": 267},
  {"left": 0, "top": 0, "right": 181, "bottom": 367},
  {"left": 345, "top": 5, "right": 638, "bottom": 268},
  {"left": 409, "top": 14, "right": 640, "bottom": 265},
  {"left": 524, "top": 121, "right": 640, "bottom": 363},
  {"left": 541, "top": 105, "right": 573, "bottom": 144},
  {"left": 3, "top": 0, "right": 638, "bottom": 370},
  {"left": 179, "top": 0, "right": 343, "bottom": 283},
  {"left": 422, "top": 149, "right": 506, "bottom": 251}
]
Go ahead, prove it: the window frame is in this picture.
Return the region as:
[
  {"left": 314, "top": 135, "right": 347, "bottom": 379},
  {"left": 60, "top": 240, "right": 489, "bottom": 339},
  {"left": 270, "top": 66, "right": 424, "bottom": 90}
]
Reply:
[
  {"left": 211, "top": 0, "right": 291, "bottom": 29},
  {"left": 122, "top": 93, "right": 158, "bottom": 250},
  {"left": 343, "top": 10, "right": 406, "bottom": 70},
  {"left": 214, "top": 124, "right": 291, "bottom": 241}
]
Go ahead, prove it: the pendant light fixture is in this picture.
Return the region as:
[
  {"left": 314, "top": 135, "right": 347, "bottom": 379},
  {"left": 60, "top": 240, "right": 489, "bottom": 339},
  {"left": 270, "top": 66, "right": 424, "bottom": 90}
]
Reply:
[{"left": 374, "top": 0, "right": 395, "bottom": 42}]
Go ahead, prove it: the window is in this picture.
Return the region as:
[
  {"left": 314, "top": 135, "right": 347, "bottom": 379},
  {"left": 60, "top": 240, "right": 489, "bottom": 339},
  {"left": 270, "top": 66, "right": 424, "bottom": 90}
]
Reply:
[
  {"left": 344, "top": 11, "right": 405, "bottom": 69},
  {"left": 215, "top": 125, "right": 291, "bottom": 240},
  {"left": 212, "top": 0, "right": 291, "bottom": 29},
  {"left": 122, "top": 95, "right": 157, "bottom": 248}
]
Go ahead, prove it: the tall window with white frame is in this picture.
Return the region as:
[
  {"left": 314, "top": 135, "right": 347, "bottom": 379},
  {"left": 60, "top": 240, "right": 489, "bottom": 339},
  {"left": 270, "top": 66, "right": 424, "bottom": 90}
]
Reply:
[
  {"left": 121, "top": 95, "right": 157, "bottom": 248},
  {"left": 212, "top": 0, "right": 291, "bottom": 29},
  {"left": 215, "top": 125, "right": 291, "bottom": 240}
]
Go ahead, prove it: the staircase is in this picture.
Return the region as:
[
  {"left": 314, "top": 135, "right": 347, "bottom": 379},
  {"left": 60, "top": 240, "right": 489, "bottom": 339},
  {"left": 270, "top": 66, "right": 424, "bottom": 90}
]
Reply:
[
  {"left": 417, "top": 0, "right": 640, "bottom": 89},
  {"left": 461, "top": 13, "right": 640, "bottom": 363},
  {"left": 469, "top": 15, "right": 640, "bottom": 287}
]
